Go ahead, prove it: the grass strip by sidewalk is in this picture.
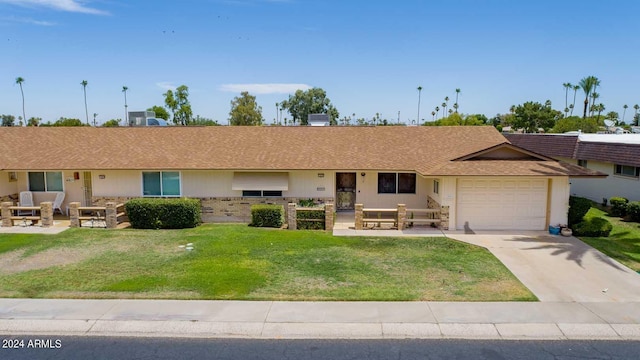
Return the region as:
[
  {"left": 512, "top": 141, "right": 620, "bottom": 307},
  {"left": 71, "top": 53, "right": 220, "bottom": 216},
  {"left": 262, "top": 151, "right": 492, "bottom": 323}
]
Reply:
[
  {"left": 578, "top": 207, "right": 640, "bottom": 272},
  {"left": 0, "top": 224, "right": 535, "bottom": 301}
]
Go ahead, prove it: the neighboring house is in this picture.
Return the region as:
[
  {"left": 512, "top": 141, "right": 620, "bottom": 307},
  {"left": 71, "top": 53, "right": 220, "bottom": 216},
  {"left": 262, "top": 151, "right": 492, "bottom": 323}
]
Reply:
[
  {"left": 506, "top": 133, "right": 640, "bottom": 202},
  {"left": 0, "top": 126, "right": 601, "bottom": 230}
]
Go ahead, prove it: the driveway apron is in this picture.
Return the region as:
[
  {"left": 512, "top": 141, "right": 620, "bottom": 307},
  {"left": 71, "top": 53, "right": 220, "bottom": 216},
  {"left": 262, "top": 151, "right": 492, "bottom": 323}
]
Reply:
[{"left": 445, "top": 232, "right": 640, "bottom": 302}]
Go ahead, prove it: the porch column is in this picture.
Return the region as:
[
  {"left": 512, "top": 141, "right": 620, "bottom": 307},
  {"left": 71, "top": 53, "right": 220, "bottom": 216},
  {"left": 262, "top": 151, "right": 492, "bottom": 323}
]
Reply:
[
  {"left": 287, "top": 203, "right": 297, "bottom": 230},
  {"left": 324, "top": 203, "right": 334, "bottom": 231},
  {"left": 40, "top": 202, "right": 53, "bottom": 227},
  {"left": 355, "top": 203, "right": 363, "bottom": 230},
  {"left": 69, "top": 202, "right": 80, "bottom": 228},
  {"left": 397, "top": 204, "right": 406, "bottom": 230},
  {"left": 105, "top": 202, "right": 117, "bottom": 229},
  {"left": 1, "top": 202, "right": 12, "bottom": 227},
  {"left": 441, "top": 205, "right": 450, "bottom": 230}
]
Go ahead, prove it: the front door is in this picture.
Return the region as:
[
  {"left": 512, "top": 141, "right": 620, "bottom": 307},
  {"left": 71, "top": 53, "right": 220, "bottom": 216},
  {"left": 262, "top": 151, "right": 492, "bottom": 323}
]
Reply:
[
  {"left": 82, "top": 172, "right": 93, "bottom": 206},
  {"left": 336, "top": 172, "right": 356, "bottom": 211}
]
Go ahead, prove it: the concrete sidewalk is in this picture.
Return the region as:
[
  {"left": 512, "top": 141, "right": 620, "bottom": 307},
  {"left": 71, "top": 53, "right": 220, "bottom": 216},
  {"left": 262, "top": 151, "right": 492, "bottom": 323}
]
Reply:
[{"left": 1, "top": 299, "right": 639, "bottom": 340}]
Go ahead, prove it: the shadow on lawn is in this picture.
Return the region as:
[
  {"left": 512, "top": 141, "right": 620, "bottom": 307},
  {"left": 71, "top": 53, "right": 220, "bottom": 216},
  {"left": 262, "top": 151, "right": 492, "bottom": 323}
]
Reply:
[{"left": 504, "top": 235, "right": 626, "bottom": 271}]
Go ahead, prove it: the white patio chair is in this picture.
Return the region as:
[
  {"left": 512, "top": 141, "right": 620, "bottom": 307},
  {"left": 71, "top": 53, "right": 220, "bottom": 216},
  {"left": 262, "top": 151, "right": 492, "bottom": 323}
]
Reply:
[
  {"left": 18, "top": 191, "right": 35, "bottom": 216},
  {"left": 52, "top": 192, "right": 65, "bottom": 215}
]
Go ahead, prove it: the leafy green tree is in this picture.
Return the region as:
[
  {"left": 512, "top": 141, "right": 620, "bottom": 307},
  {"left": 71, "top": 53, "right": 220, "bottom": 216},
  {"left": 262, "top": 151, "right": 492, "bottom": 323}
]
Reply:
[
  {"left": 81, "top": 80, "right": 89, "bottom": 125},
  {"left": 102, "top": 119, "right": 121, "bottom": 127},
  {"left": 16, "top": 77, "right": 26, "bottom": 125},
  {"left": 512, "top": 101, "right": 562, "bottom": 133},
  {"left": 53, "top": 117, "right": 85, "bottom": 126},
  {"left": 229, "top": 91, "right": 263, "bottom": 126},
  {"left": 606, "top": 111, "right": 619, "bottom": 122},
  {"left": 164, "top": 85, "right": 193, "bottom": 125},
  {"left": 579, "top": 76, "right": 599, "bottom": 119},
  {"left": 26, "top": 117, "right": 41, "bottom": 126},
  {"left": 551, "top": 116, "right": 599, "bottom": 133},
  {"left": 190, "top": 115, "right": 220, "bottom": 126},
  {"left": 280, "top": 88, "right": 339, "bottom": 125},
  {"left": 148, "top": 105, "right": 169, "bottom": 120},
  {"left": 1, "top": 114, "right": 16, "bottom": 126}
]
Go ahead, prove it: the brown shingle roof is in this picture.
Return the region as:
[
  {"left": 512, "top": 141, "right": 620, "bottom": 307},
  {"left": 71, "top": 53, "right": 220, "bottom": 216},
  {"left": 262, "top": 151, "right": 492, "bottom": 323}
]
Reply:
[
  {"left": 505, "top": 133, "right": 640, "bottom": 167},
  {"left": 0, "top": 126, "right": 597, "bottom": 177},
  {"left": 504, "top": 133, "right": 578, "bottom": 159},
  {"left": 575, "top": 142, "right": 640, "bottom": 167}
]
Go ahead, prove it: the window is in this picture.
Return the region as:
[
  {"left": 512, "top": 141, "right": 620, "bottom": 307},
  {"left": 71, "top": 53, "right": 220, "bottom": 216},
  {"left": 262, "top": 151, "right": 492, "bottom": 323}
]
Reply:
[
  {"left": 378, "top": 173, "right": 397, "bottom": 194},
  {"left": 142, "top": 171, "right": 180, "bottom": 196},
  {"left": 398, "top": 173, "right": 416, "bottom": 194},
  {"left": 433, "top": 179, "right": 440, "bottom": 194},
  {"left": 28, "top": 172, "right": 63, "bottom": 192},
  {"left": 242, "top": 190, "right": 283, "bottom": 197},
  {"left": 578, "top": 159, "right": 588, "bottom": 168},
  {"left": 377, "top": 172, "right": 416, "bottom": 194},
  {"left": 614, "top": 164, "right": 640, "bottom": 178}
]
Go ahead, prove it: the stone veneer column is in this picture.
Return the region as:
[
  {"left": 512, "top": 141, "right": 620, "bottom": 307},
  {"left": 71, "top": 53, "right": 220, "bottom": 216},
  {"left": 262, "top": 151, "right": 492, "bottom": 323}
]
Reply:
[
  {"left": 440, "top": 205, "right": 450, "bottom": 230},
  {"left": 397, "top": 204, "right": 406, "bottom": 230},
  {"left": 287, "top": 203, "right": 297, "bottom": 230},
  {"left": 69, "top": 202, "right": 80, "bottom": 228},
  {"left": 324, "top": 203, "right": 334, "bottom": 231},
  {"left": 1, "top": 202, "right": 12, "bottom": 227},
  {"left": 105, "top": 202, "right": 117, "bottom": 229},
  {"left": 355, "top": 204, "right": 363, "bottom": 230},
  {"left": 40, "top": 202, "right": 53, "bottom": 227}
]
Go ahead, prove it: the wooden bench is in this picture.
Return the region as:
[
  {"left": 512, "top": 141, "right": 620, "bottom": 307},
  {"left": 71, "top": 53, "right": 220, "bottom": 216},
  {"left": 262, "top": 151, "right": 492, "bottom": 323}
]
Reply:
[
  {"left": 363, "top": 208, "right": 398, "bottom": 228},
  {"left": 9, "top": 216, "right": 40, "bottom": 226},
  {"left": 405, "top": 209, "right": 441, "bottom": 228}
]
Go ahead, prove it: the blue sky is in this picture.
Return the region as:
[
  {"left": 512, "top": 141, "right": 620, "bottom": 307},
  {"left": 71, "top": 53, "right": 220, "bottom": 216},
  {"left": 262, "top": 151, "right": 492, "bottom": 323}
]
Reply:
[{"left": 2, "top": 0, "right": 640, "bottom": 125}]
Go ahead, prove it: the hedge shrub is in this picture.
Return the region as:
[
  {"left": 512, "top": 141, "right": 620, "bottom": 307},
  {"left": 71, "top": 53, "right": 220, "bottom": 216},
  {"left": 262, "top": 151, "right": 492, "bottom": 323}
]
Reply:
[
  {"left": 609, "top": 197, "right": 629, "bottom": 217},
  {"left": 125, "top": 198, "right": 201, "bottom": 229},
  {"left": 250, "top": 204, "right": 284, "bottom": 228},
  {"left": 297, "top": 209, "right": 325, "bottom": 230},
  {"left": 568, "top": 196, "right": 592, "bottom": 226},
  {"left": 626, "top": 201, "right": 640, "bottom": 222},
  {"left": 573, "top": 217, "right": 613, "bottom": 237}
]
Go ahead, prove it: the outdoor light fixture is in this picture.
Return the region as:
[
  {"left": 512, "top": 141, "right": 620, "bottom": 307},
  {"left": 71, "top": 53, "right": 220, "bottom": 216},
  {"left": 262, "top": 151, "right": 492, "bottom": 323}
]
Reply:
[{"left": 360, "top": 172, "right": 366, "bottom": 177}]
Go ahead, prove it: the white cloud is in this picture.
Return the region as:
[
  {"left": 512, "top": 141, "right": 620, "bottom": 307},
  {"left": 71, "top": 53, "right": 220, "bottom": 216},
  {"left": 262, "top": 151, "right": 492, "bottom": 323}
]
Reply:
[
  {"left": 156, "top": 82, "right": 176, "bottom": 91},
  {"left": 219, "top": 83, "right": 312, "bottom": 94},
  {"left": 0, "top": 0, "right": 109, "bottom": 15},
  {"left": 1, "top": 16, "right": 56, "bottom": 25}
]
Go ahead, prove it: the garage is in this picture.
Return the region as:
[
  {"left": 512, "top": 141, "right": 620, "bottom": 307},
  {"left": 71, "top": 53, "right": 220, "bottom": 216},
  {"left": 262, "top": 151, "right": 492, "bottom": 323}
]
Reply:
[{"left": 456, "top": 178, "right": 548, "bottom": 230}]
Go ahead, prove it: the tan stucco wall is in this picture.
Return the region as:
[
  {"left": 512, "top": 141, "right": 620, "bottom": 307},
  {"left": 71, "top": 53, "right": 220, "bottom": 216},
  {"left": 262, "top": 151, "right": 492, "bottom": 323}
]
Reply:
[
  {"left": 567, "top": 159, "right": 638, "bottom": 202},
  {"left": 92, "top": 170, "right": 142, "bottom": 197},
  {"left": 0, "top": 171, "right": 18, "bottom": 198},
  {"left": 353, "top": 171, "right": 429, "bottom": 209},
  {"left": 549, "top": 176, "right": 569, "bottom": 226}
]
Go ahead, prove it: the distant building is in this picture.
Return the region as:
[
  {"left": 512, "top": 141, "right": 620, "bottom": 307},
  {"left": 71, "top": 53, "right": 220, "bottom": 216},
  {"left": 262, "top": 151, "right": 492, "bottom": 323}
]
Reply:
[
  {"left": 128, "top": 111, "right": 168, "bottom": 126},
  {"left": 308, "top": 114, "right": 330, "bottom": 126}
]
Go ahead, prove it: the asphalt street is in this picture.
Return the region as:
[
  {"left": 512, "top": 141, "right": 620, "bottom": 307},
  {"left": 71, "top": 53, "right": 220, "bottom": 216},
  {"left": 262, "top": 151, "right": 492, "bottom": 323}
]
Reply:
[{"left": 2, "top": 337, "right": 640, "bottom": 360}]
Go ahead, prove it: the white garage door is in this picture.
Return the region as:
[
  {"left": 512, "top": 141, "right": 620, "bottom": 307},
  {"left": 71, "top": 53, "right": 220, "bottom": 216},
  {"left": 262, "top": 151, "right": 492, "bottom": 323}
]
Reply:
[{"left": 456, "top": 178, "right": 548, "bottom": 230}]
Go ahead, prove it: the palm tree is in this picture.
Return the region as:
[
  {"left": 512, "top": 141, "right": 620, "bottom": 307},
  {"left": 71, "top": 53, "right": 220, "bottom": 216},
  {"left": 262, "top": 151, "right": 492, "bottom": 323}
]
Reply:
[
  {"left": 596, "top": 103, "right": 605, "bottom": 120},
  {"left": 622, "top": 104, "right": 628, "bottom": 123},
  {"left": 441, "top": 102, "right": 447, "bottom": 118},
  {"left": 590, "top": 92, "right": 599, "bottom": 116},
  {"left": 562, "top": 82, "right": 572, "bottom": 116},
  {"left": 417, "top": 86, "right": 423, "bottom": 124},
  {"left": 435, "top": 106, "right": 440, "bottom": 120},
  {"left": 122, "top": 86, "right": 129, "bottom": 126},
  {"left": 15, "top": 77, "right": 26, "bottom": 126},
  {"left": 570, "top": 85, "right": 580, "bottom": 116},
  {"left": 634, "top": 104, "right": 640, "bottom": 125},
  {"left": 579, "top": 76, "right": 598, "bottom": 119},
  {"left": 431, "top": 111, "right": 436, "bottom": 121},
  {"left": 454, "top": 89, "right": 460, "bottom": 113},
  {"left": 81, "top": 80, "right": 89, "bottom": 125}
]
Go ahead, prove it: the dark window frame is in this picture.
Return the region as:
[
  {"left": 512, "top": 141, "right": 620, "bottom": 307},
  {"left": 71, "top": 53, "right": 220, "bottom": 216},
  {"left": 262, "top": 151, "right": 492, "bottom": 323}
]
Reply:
[
  {"left": 242, "top": 190, "right": 283, "bottom": 197},
  {"left": 377, "top": 172, "right": 416, "bottom": 194},
  {"left": 28, "top": 171, "right": 63, "bottom": 192},
  {"left": 614, "top": 164, "right": 640, "bottom": 178}
]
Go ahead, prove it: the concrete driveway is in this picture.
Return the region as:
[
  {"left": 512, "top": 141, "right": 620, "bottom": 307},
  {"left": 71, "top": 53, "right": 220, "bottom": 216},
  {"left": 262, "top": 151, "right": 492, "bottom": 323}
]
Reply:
[{"left": 445, "top": 232, "right": 640, "bottom": 302}]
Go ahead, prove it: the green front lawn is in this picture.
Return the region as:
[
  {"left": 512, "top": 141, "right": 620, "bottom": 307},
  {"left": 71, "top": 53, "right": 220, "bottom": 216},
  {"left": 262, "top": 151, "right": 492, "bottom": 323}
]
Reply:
[
  {"left": 0, "top": 224, "right": 535, "bottom": 301},
  {"left": 578, "top": 207, "right": 640, "bottom": 272}
]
